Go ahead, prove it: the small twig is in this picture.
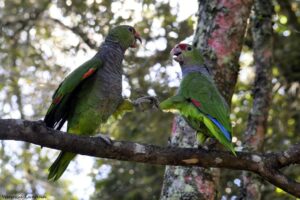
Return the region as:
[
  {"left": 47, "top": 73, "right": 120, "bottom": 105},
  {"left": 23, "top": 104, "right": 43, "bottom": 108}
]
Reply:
[{"left": 48, "top": 18, "right": 98, "bottom": 50}]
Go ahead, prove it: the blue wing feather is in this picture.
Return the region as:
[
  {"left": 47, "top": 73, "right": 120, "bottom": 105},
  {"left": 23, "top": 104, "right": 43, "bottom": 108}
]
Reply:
[{"left": 206, "top": 115, "right": 232, "bottom": 141}]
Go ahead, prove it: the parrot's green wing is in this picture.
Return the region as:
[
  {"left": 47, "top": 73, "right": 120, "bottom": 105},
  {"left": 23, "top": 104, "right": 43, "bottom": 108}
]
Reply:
[
  {"left": 179, "top": 73, "right": 235, "bottom": 155},
  {"left": 180, "top": 73, "right": 231, "bottom": 131},
  {"left": 44, "top": 58, "right": 103, "bottom": 129}
]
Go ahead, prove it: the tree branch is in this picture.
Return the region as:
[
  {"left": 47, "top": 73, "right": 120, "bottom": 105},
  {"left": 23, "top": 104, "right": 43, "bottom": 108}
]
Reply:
[
  {"left": 277, "top": 0, "right": 300, "bottom": 32},
  {"left": 0, "top": 119, "right": 300, "bottom": 197},
  {"left": 48, "top": 18, "right": 98, "bottom": 50},
  {"left": 0, "top": 3, "right": 49, "bottom": 37}
]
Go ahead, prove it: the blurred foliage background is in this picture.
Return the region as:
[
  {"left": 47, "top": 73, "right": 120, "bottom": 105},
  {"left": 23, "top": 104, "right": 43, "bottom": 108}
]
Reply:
[{"left": 0, "top": 0, "right": 299, "bottom": 199}]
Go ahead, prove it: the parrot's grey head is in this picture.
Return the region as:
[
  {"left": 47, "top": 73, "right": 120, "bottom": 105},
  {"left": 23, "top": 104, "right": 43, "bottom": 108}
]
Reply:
[
  {"left": 106, "top": 25, "right": 142, "bottom": 50},
  {"left": 171, "top": 43, "right": 204, "bottom": 66}
]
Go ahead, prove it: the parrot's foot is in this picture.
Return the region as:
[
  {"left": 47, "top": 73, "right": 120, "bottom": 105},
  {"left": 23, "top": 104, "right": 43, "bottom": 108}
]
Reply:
[
  {"left": 92, "top": 133, "right": 112, "bottom": 145},
  {"left": 198, "top": 144, "right": 209, "bottom": 151},
  {"left": 38, "top": 120, "right": 46, "bottom": 125},
  {"left": 197, "top": 139, "right": 218, "bottom": 151},
  {"left": 133, "top": 96, "right": 160, "bottom": 111},
  {"left": 206, "top": 138, "right": 218, "bottom": 149}
]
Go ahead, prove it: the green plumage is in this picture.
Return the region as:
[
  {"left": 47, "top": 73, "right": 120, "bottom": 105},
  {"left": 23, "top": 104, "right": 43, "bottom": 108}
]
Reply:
[
  {"left": 160, "top": 44, "right": 236, "bottom": 155},
  {"left": 44, "top": 25, "right": 141, "bottom": 181}
]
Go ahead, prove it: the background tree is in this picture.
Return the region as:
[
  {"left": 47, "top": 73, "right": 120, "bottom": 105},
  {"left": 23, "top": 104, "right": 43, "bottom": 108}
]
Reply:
[
  {"left": 161, "top": 0, "right": 253, "bottom": 198},
  {"left": 0, "top": 0, "right": 299, "bottom": 199}
]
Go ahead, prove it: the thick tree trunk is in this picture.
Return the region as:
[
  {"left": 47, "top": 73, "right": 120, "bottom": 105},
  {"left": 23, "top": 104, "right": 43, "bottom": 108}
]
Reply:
[
  {"left": 160, "top": 0, "right": 253, "bottom": 199},
  {"left": 241, "top": 0, "right": 274, "bottom": 199},
  {"left": 194, "top": 0, "right": 253, "bottom": 102},
  {"left": 160, "top": 116, "right": 217, "bottom": 200}
]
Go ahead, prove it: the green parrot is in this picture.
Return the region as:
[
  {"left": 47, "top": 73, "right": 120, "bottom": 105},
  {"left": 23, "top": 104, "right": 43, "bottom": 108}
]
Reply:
[
  {"left": 44, "top": 25, "right": 147, "bottom": 181},
  {"left": 160, "top": 43, "right": 236, "bottom": 155}
]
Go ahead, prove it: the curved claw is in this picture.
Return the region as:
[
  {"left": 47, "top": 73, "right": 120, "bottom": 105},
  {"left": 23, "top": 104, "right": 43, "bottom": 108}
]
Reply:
[
  {"left": 133, "top": 96, "right": 160, "bottom": 110},
  {"left": 92, "top": 133, "right": 112, "bottom": 145}
]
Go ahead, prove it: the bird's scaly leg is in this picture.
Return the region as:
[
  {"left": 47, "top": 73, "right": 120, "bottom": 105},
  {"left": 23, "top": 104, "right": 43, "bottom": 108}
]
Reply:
[
  {"left": 133, "top": 96, "right": 160, "bottom": 111},
  {"left": 92, "top": 133, "right": 112, "bottom": 145}
]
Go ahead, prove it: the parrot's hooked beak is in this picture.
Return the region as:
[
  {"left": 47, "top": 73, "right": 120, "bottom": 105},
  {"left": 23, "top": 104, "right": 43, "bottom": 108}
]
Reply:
[
  {"left": 131, "top": 32, "right": 142, "bottom": 48},
  {"left": 170, "top": 46, "right": 183, "bottom": 63}
]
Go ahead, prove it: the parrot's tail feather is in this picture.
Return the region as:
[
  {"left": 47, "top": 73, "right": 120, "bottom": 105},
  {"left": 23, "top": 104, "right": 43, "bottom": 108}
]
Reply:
[
  {"left": 48, "top": 152, "right": 76, "bottom": 181},
  {"left": 206, "top": 115, "right": 231, "bottom": 142},
  {"left": 202, "top": 116, "right": 236, "bottom": 156},
  {"left": 222, "top": 141, "right": 237, "bottom": 156}
]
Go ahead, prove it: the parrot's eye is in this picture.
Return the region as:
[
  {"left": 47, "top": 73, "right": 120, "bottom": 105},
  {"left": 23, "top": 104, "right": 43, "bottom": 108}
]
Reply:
[
  {"left": 187, "top": 46, "right": 192, "bottom": 51},
  {"left": 128, "top": 27, "right": 134, "bottom": 33}
]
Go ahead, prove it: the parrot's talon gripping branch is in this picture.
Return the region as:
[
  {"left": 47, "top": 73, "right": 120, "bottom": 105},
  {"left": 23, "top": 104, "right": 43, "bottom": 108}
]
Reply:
[
  {"left": 92, "top": 133, "right": 113, "bottom": 145},
  {"left": 198, "top": 145, "right": 209, "bottom": 151},
  {"left": 206, "top": 138, "right": 218, "bottom": 148},
  {"left": 133, "top": 96, "right": 160, "bottom": 111}
]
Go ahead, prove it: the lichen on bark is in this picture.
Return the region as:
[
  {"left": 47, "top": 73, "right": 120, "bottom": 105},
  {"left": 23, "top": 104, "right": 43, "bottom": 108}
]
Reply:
[
  {"left": 194, "top": 0, "right": 253, "bottom": 104},
  {"left": 241, "top": 0, "right": 274, "bottom": 199},
  {"left": 160, "top": 116, "right": 216, "bottom": 200}
]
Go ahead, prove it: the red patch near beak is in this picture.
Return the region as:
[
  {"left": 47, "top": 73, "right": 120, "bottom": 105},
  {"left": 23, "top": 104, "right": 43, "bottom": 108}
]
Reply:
[
  {"left": 178, "top": 43, "right": 188, "bottom": 50},
  {"left": 134, "top": 32, "right": 141, "bottom": 42},
  {"left": 133, "top": 32, "right": 142, "bottom": 48}
]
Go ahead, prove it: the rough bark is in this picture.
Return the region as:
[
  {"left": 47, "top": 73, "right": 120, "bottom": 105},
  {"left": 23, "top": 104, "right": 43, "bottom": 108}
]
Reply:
[
  {"left": 160, "top": 116, "right": 216, "bottom": 200},
  {"left": 241, "top": 0, "right": 274, "bottom": 199},
  {"left": 160, "top": 0, "right": 254, "bottom": 199},
  {"left": 194, "top": 0, "right": 253, "bottom": 103},
  {"left": 0, "top": 119, "right": 300, "bottom": 197}
]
